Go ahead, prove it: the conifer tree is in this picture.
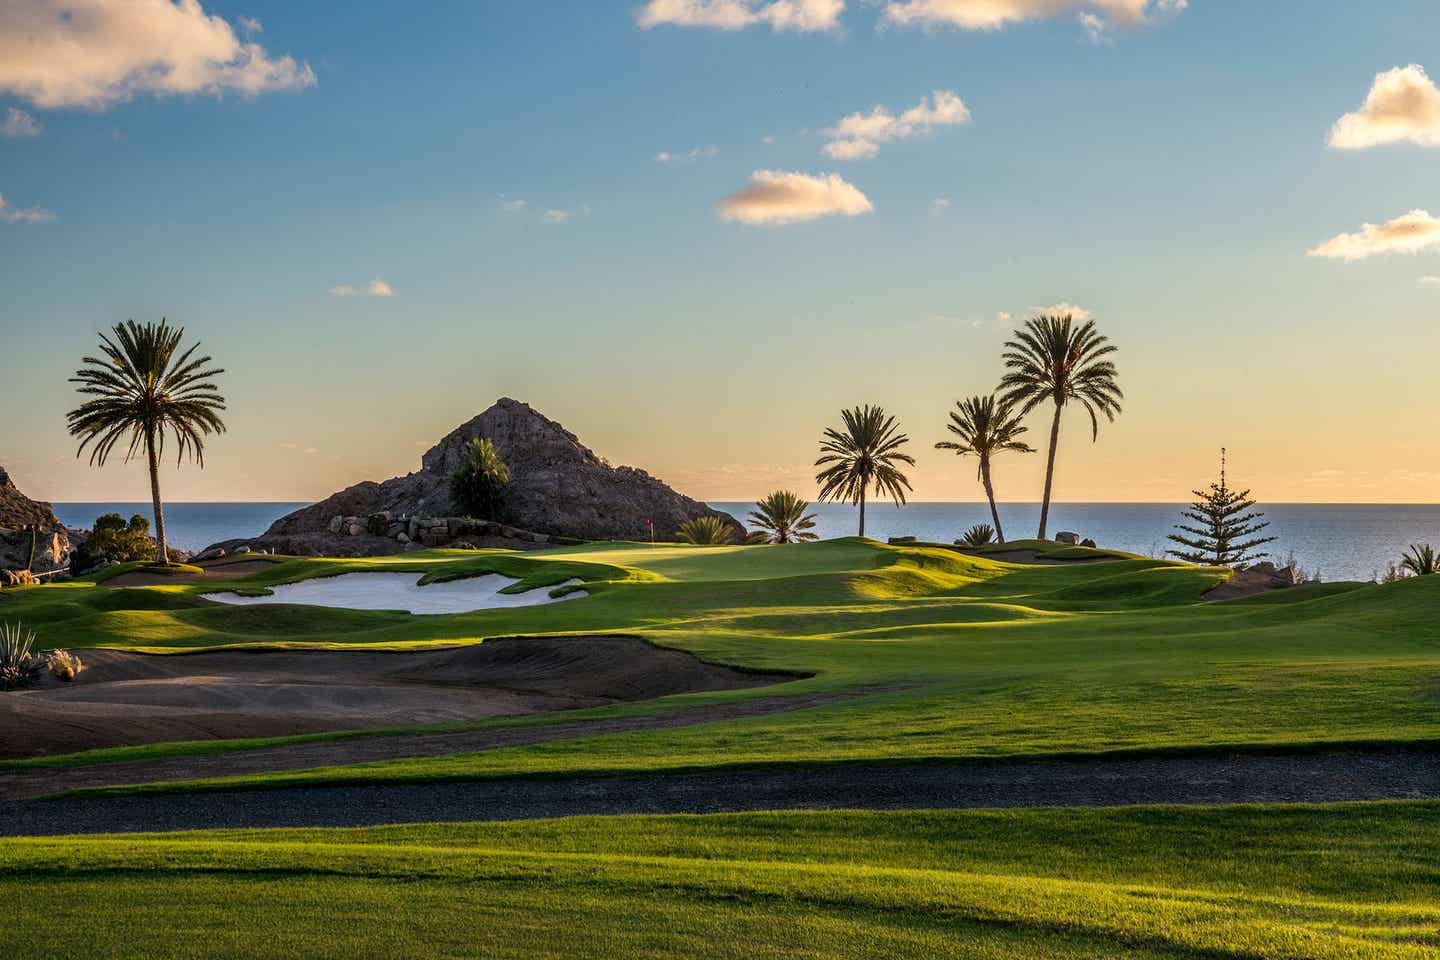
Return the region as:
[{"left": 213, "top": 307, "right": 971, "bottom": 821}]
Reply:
[{"left": 1166, "top": 449, "right": 1276, "bottom": 568}]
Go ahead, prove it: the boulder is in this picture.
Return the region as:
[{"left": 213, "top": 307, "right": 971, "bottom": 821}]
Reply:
[
  {"left": 1055, "top": 532, "right": 1081, "bottom": 546},
  {"left": 1081, "top": 538, "right": 1097, "bottom": 549},
  {"left": 0, "top": 466, "right": 71, "bottom": 573},
  {"left": 263, "top": 398, "right": 744, "bottom": 543},
  {"left": 327, "top": 516, "right": 344, "bottom": 535}
]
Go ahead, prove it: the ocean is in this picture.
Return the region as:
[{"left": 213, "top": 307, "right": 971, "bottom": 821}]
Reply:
[{"left": 50, "top": 501, "right": 1440, "bottom": 584}]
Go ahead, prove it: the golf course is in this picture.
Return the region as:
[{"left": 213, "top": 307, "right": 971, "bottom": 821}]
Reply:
[{"left": 2, "top": 538, "right": 1437, "bottom": 957}]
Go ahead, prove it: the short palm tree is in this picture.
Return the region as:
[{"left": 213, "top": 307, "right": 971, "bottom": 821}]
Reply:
[
  {"left": 676, "top": 515, "right": 735, "bottom": 545},
  {"left": 67, "top": 319, "right": 226, "bottom": 566},
  {"left": 748, "top": 490, "right": 819, "bottom": 544},
  {"left": 815, "top": 405, "right": 915, "bottom": 538},
  {"left": 959, "top": 523, "right": 996, "bottom": 547},
  {"left": 1000, "top": 315, "right": 1122, "bottom": 540},
  {"left": 1400, "top": 544, "right": 1439, "bottom": 577},
  {"left": 450, "top": 437, "right": 510, "bottom": 519},
  {"left": 935, "top": 394, "right": 1033, "bottom": 544}
]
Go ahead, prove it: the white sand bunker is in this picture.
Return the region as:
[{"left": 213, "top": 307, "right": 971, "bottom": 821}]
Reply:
[{"left": 206, "top": 572, "right": 587, "bottom": 615}]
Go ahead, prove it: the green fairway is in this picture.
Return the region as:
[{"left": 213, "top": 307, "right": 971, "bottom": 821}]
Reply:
[
  {"left": 0, "top": 803, "right": 1435, "bottom": 958},
  {"left": 2, "top": 538, "right": 1438, "bottom": 794}
]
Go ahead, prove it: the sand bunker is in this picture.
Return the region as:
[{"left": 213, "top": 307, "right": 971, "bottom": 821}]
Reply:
[
  {"left": 205, "top": 572, "right": 586, "bottom": 614},
  {"left": 0, "top": 638, "right": 789, "bottom": 760}
]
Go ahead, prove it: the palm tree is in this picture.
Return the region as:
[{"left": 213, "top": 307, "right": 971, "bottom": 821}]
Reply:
[
  {"left": 999, "top": 315, "right": 1122, "bottom": 540},
  {"left": 815, "top": 405, "right": 915, "bottom": 538},
  {"left": 748, "top": 490, "right": 819, "bottom": 544},
  {"left": 935, "top": 394, "right": 1034, "bottom": 544},
  {"left": 67, "top": 319, "right": 226, "bottom": 566},
  {"left": 676, "top": 516, "right": 736, "bottom": 545},
  {"left": 1400, "top": 544, "right": 1439, "bottom": 577},
  {"left": 450, "top": 437, "right": 510, "bottom": 519}
]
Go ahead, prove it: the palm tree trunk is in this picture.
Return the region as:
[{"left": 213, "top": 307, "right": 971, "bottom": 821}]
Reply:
[
  {"left": 1037, "top": 403, "right": 1062, "bottom": 541},
  {"left": 858, "top": 487, "right": 866, "bottom": 538},
  {"left": 980, "top": 459, "right": 1005, "bottom": 544},
  {"left": 146, "top": 424, "right": 170, "bottom": 566}
]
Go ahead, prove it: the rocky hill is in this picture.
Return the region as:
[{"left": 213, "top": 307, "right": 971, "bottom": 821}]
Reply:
[
  {"left": 264, "top": 399, "right": 743, "bottom": 546},
  {"left": 0, "top": 466, "right": 71, "bottom": 574}
]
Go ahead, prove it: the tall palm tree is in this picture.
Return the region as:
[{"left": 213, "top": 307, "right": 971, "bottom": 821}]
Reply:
[
  {"left": 999, "top": 315, "right": 1122, "bottom": 540},
  {"left": 67, "top": 319, "right": 227, "bottom": 566},
  {"left": 935, "top": 394, "right": 1034, "bottom": 544},
  {"left": 815, "top": 405, "right": 915, "bottom": 538},
  {"left": 749, "top": 490, "right": 819, "bottom": 544}
]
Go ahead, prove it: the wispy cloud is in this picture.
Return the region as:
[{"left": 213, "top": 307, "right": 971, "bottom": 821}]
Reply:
[
  {"left": 881, "top": 0, "right": 1186, "bottom": 35},
  {"left": 1031, "top": 301, "right": 1093, "bottom": 320},
  {"left": 1421, "top": 275, "right": 1440, "bottom": 286},
  {"left": 0, "top": 0, "right": 315, "bottom": 110},
  {"left": 0, "top": 192, "right": 55, "bottom": 223},
  {"left": 718, "top": 170, "right": 873, "bottom": 226},
  {"left": 930, "top": 196, "right": 952, "bottom": 216},
  {"left": 823, "top": 90, "right": 971, "bottom": 160},
  {"left": 1307, "top": 209, "right": 1440, "bottom": 261},
  {"left": 542, "top": 209, "right": 571, "bottom": 224},
  {"left": 637, "top": 0, "right": 844, "bottom": 33},
  {"left": 330, "top": 278, "right": 395, "bottom": 297},
  {"left": 656, "top": 145, "right": 719, "bottom": 164},
  {"left": 1, "top": 107, "right": 40, "bottom": 139},
  {"left": 1329, "top": 65, "right": 1440, "bottom": 150}
]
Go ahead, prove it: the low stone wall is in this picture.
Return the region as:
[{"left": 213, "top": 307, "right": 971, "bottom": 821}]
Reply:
[{"left": 324, "top": 513, "right": 585, "bottom": 549}]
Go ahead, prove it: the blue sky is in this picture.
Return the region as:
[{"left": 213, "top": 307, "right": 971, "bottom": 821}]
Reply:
[{"left": 3, "top": 1, "right": 1439, "bottom": 503}]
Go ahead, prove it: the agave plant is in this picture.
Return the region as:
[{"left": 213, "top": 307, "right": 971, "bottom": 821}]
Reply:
[
  {"left": 1, "top": 622, "right": 44, "bottom": 691},
  {"left": 958, "top": 523, "right": 996, "bottom": 547},
  {"left": 1399, "top": 543, "right": 1439, "bottom": 577},
  {"left": 748, "top": 490, "right": 819, "bottom": 545},
  {"left": 676, "top": 516, "right": 735, "bottom": 545}
]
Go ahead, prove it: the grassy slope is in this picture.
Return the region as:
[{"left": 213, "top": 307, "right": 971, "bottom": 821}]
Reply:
[
  {"left": 3, "top": 539, "right": 1438, "bottom": 794},
  {"left": 0, "top": 803, "right": 1435, "bottom": 958}
]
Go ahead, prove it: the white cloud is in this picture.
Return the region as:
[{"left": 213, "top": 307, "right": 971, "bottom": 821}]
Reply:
[
  {"left": 1031, "top": 301, "right": 1093, "bottom": 320},
  {"left": 636, "top": 0, "right": 844, "bottom": 32},
  {"left": 1328, "top": 65, "right": 1440, "bottom": 150},
  {"left": 996, "top": 311, "right": 1012, "bottom": 322},
  {"left": 881, "top": 0, "right": 1184, "bottom": 33},
  {"left": 543, "top": 209, "right": 570, "bottom": 224},
  {"left": 718, "top": 170, "right": 872, "bottom": 226},
  {"left": 656, "top": 145, "right": 718, "bottom": 164},
  {"left": 1421, "top": 276, "right": 1440, "bottom": 286},
  {"left": 500, "top": 197, "right": 528, "bottom": 212},
  {"left": 930, "top": 196, "right": 952, "bottom": 215},
  {"left": 0, "top": 193, "right": 55, "bottom": 223},
  {"left": 2, "top": 108, "right": 41, "bottom": 139},
  {"left": 0, "top": 0, "right": 316, "bottom": 110},
  {"left": 236, "top": 15, "right": 262, "bottom": 35},
  {"left": 1307, "top": 210, "right": 1440, "bottom": 261},
  {"left": 329, "top": 278, "right": 395, "bottom": 297},
  {"left": 1077, "top": 11, "right": 1109, "bottom": 43},
  {"left": 762, "top": 134, "right": 776, "bottom": 144},
  {"left": 823, "top": 90, "right": 971, "bottom": 160}
]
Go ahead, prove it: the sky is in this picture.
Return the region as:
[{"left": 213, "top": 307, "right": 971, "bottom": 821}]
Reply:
[{"left": 2, "top": 0, "right": 1439, "bottom": 505}]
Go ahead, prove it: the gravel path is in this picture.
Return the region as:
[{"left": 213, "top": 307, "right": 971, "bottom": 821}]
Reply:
[{"left": 3, "top": 746, "right": 1435, "bottom": 837}]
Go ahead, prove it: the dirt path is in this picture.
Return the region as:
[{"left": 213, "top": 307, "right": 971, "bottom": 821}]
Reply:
[
  {"left": 0, "top": 638, "right": 792, "bottom": 761},
  {"left": 0, "top": 688, "right": 854, "bottom": 801},
  {"left": 2, "top": 746, "right": 1435, "bottom": 837}
]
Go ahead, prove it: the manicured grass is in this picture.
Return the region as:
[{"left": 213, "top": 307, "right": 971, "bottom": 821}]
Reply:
[
  {"left": 0, "top": 803, "right": 1435, "bottom": 958},
  {"left": 3, "top": 539, "right": 1438, "bottom": 795}
]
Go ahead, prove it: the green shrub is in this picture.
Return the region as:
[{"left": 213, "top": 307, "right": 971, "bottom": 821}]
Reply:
[
  {"left": 1, "top": 622, "right": 44, "bottom": 691},
  {"left": 676, "top": 516, "right": 735, "bottom": 545},
  {"left": 74, "top": 513, "right": 156, "bottom": 569}
]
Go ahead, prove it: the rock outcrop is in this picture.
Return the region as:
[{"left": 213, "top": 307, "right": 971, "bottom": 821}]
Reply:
[
  {"left": 0, "top": 466, "right": 71, "bottom": 575},
  {"left": 263, "top": 399, "right": 743, "bottom": 547}
]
